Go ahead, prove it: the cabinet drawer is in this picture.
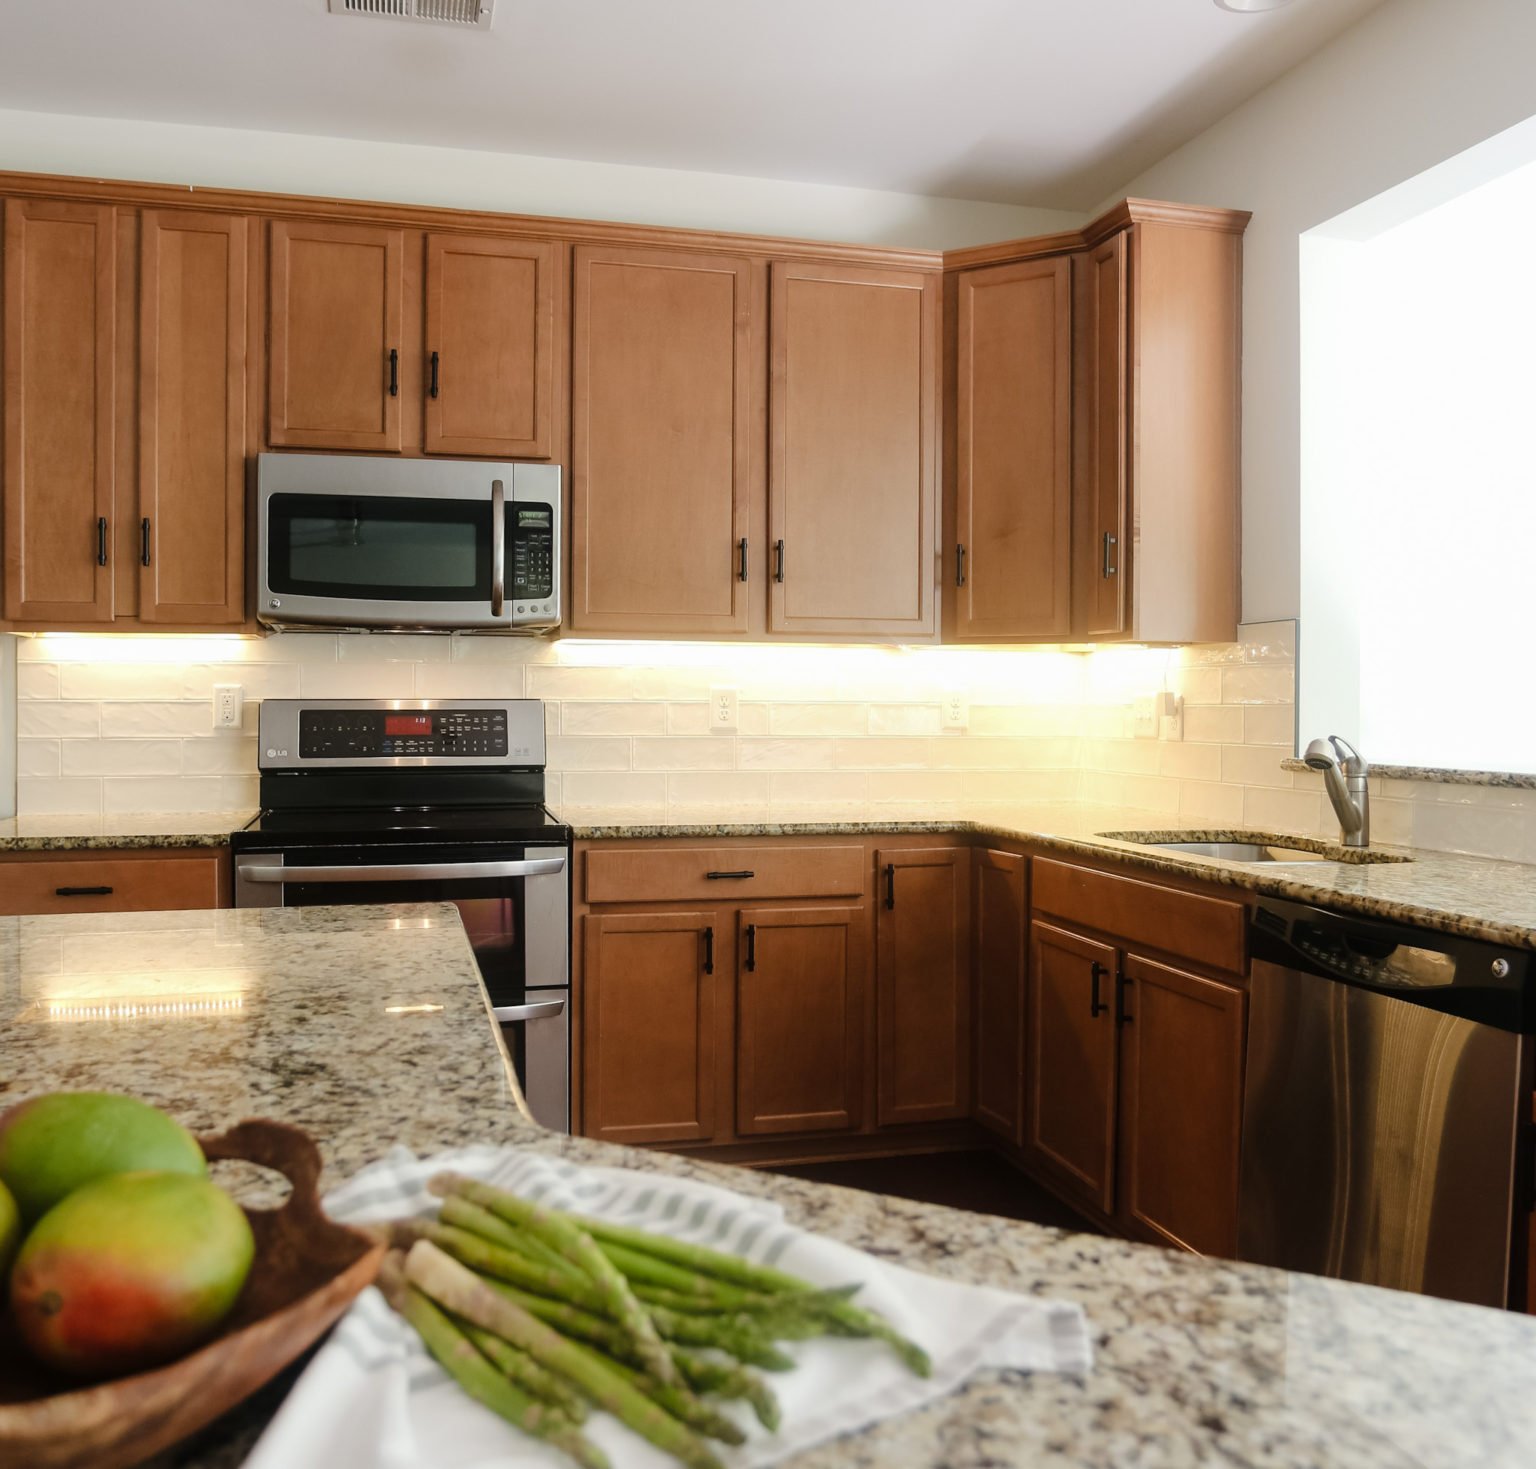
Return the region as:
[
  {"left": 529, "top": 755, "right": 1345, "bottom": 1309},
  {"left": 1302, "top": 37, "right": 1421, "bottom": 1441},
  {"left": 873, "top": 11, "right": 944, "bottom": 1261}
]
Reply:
[
  {"left": 584, "top": 845, "right": 865, "bottom": 905},
  {"left": 1031, "top": 858, "right": 1245, "bottom": 975},
  {"left": 0, "top": 853, "right": 226, "bottom": 917}
]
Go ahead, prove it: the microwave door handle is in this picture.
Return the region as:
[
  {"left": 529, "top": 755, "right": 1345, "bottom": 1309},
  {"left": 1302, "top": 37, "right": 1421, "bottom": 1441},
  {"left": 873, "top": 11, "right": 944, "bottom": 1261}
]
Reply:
[
  {"left": 239, "top": 857, "right": 567, "bottom": 884},
  {"left": 491, "top": 478, "right": 506, "bottom": 617},
  {"left": 492, "top": 997, "right": 567, "bottom": 1023}
]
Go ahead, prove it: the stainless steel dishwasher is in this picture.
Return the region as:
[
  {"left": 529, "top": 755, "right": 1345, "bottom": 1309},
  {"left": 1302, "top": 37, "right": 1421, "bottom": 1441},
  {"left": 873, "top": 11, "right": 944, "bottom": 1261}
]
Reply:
[{"left": 1238, "top": 895, "right": 1532, "bottom": 1308}]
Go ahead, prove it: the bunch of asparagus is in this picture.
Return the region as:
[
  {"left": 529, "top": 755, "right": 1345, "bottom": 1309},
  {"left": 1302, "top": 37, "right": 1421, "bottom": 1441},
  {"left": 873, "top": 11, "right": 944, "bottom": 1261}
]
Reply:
[{"left": 376, "top": 1171, "right": 929, "bottom": 1469}]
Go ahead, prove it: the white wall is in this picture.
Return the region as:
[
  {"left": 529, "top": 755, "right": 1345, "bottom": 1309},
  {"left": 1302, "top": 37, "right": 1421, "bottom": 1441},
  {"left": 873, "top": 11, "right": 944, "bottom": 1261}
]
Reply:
[
  {"left": 1099, "top": 0, "right": 1536, "bottom": 623},
  {"left": 0, "top": 107, "right": 1082, "bottom": 251}
]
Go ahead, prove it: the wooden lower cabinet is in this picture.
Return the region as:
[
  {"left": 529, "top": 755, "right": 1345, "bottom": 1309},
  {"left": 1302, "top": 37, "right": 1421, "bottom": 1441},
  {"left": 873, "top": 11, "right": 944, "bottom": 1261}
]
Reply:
[
  {"left": 972, "top": 848, "right": 1027, "bottom": 1145},
  {"left": 579, "top": 911, "right": 723, "bottom": 1146},
  {"left": 0, "top": 848, "right": 228, "bottom": 916},
  {"left": 736, "top": 907, "right": 865, "bottom": 1136}
]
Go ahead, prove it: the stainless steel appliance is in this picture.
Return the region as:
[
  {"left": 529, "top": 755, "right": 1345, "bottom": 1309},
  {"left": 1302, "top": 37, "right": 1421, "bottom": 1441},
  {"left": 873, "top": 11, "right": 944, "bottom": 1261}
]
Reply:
[
  {"left": 233, "top": 698, "right": 572, "bottom": 1130},
  {"left": 256, "top": 452, "right": 560, "bottom": 632},
  {"left": 1238, "top": 896, "right": 1532, "bottom": 1308}
]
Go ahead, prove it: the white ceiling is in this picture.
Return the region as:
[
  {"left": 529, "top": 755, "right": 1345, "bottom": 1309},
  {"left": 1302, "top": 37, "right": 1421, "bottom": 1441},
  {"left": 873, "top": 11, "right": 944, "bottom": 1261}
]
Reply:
[{"left": 0, "top": 0, "right": 1385, "bottom": 211}]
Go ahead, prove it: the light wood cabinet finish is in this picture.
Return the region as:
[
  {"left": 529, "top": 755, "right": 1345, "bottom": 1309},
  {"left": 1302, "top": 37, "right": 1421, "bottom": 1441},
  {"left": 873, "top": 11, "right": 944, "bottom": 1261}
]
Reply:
[
  {"left": 138, "top": 210, "right": 248, "bottom": 624},
  {"left": 972, "top": 847, "right": 1027, "bottom": 1145},
  {"left": 268, "top": 219, "right": 404, "bottom": 451},
  {"left": 952, "top": 257, "right": 1072, "bottom": 640},
  {"left": 583, "top": 843, "right": 863, "bottom": 905},
  {"left": 569, "top": 246, "right": 758, "bottom": 636},
  {"left": 424, "top": 233, "right": 556, "bottom": 459},
  {"left": 736, "top": 906, "right": 865, "bottom": 1136},
  {"left": 580, "top": 910, "right": 721, "bottom": 1145},
  {"left": 875, "top": 846, "right": 971, "bottom": 1125},
  {"left": 3, "top": 199, "right": 116, "bottom": 623},
  {"left": 769, "top": 261, "right": 937, "bottom": 638},
  {"left": 1026, "top": 919, "right": 1119, "bottom": 1214},
  {"left": 0, "top": 849, "right": 226, "bottom": 917},
  {"left": 1118, "top": 951, "right": 1246, "bottom": 1257}
]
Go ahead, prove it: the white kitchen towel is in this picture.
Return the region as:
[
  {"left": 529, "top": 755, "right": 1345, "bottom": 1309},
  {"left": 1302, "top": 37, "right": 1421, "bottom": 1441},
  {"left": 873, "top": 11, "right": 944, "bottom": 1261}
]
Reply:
[{"left": 245, "top": 1145, "right": 1092, "bottom": 1469}]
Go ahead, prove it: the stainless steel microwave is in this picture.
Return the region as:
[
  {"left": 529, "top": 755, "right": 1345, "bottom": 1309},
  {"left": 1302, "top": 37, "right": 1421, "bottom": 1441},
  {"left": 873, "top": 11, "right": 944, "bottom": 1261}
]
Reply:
[{"left": 256, "top": 453, "right": 561, "bottom": 633}]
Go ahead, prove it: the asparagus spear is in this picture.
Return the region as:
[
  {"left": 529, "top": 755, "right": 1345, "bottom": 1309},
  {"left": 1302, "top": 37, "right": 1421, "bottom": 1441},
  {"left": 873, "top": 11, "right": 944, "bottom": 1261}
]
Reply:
[
  {"left": 599, "top": 1239, "right": 771, "bottom": 1308},
  {"left": 457, "top": 1317, "right": 591, "bottom": 1422},
  {"left": 377, "top": 1255, "right": 608, "bottom": 1469},
  {"left": 443, "top": 1195, "right": 588, "bottom": 1289},
  {"left": 416, "top": 1220, "right": 616, "bottom": 1316},
  {"left": 594, "top": 1351, "right": 747, "bottom": 1447},
  {"left": 404, "top": 1240, "right": 724, "bottom": 1469},
  {"left": 431, "top": 1174, "right": 681, "bottom": 1389},
  {"left": 648, "top": 1305, "right": 796, "bottom": 1371},
  {"left": 671, "top": 1348, "right": 781, "bottom": 1432}
]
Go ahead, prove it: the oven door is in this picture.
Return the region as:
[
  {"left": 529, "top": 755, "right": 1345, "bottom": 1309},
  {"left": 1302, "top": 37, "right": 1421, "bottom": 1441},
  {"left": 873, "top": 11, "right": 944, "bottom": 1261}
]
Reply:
[{"left": 233, "top": 844, "right": 570, "bottom": 1130}]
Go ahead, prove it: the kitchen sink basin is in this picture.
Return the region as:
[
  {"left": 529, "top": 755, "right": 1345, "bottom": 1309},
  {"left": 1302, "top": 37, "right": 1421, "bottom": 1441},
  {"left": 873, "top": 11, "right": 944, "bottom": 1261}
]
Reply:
[
  {"left": 1098, "top": 833, "right": 1412, "bottom": 866},
  {"left": 1146, "top": 840, "right": 1329, "bottom": 863}
]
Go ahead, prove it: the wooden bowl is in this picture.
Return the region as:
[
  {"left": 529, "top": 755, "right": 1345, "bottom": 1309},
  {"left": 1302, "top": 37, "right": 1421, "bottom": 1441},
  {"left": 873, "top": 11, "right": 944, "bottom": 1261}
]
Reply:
[{"left": 0, "top": 1118, "right": 386, "bottom": 1469}]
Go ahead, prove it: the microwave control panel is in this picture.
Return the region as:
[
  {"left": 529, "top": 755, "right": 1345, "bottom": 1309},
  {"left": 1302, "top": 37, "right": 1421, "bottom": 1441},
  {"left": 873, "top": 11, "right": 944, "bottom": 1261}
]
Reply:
[
  {"left": 298, "top": 708, "right": 511, "bottom": 760},
  {"left": 510, "top": 504, "right": 555, "bottom": 601}
]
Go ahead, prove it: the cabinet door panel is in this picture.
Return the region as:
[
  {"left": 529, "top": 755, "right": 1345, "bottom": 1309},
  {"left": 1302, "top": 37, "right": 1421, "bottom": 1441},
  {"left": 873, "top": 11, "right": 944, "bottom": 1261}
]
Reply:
[
  {"left": 954, "top": 258, "right": 1071, "bottom": 639},
  {"left": 268, "top": 220, "right": 403, "bottom": 451},
  {"left": 3, "top": 199, "right": 116, "bottom": 622},
  {"left": 1077, "top": 234, "right": 1128, "bottom": 638},
  {"left": 737, "top": 906, "right": 864, "bottom": 1135},
  {"left": 876, "top": 847, "right": 970, "bottom": 1125},
  {"left": 1025, "top": 919, "right": 1118, "bottom": 1214},
  {"left": 1120, "top": 952, "right": 1245, "bottom": 1257},
  {"left": 138, "top": 210, "right": 248, "bottom": 624},
  {"left": 973, "top": 848, "right": 1027, "bottom": 1144},
  {"left": 425, "top": 234, "right": 555, "bottom": 459},
  {"left": 571, "top": 246, "right": 754, "bottom": 635},
  {"left": 769, "top": 262, "right": 936, "bottom": 637},
  {"left": 581, "top": 911, "right": 719, "bottom": 1145}
]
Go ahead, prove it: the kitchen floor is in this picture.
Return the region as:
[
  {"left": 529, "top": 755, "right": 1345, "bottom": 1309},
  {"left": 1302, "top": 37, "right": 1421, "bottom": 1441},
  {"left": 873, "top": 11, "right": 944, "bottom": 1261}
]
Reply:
[{"left": 768, "top": 1150, "right": 1104, "bottom": 1234}]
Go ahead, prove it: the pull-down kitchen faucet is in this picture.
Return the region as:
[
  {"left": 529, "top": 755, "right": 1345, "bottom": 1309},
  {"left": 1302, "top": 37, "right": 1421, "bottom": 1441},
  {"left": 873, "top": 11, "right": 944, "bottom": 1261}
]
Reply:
[{"left": 1303, "top": 735, "right": 1369, "bottom": 848}]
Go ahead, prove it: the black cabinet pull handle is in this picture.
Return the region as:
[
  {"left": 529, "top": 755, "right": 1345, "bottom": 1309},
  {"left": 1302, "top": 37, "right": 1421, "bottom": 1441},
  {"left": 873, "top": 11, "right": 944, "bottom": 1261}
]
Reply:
[
  {"left": 774, "top": 539, "right": 786, "bottom": 583},
  {"left": 429, "top": 350, "right": 440, "bottom": 399},
  {"left": 388, "top": 347, "right": 399, "bottom": 398},
  {"left": 96, "top": 517, "right": 108, "bottom": 567},
  {"left": 56, "top": 885, "right": 112, "bottom": 898},
  {"left": 140, "top": 517, "right": 152, "bottom": 567},
  {"left": 702, "top": 926, "right": 714, "bottom": 976},
  {"left": 1090, "top": 961, "right": 1109, "bottom": 1018},
  {"left": 705, "top": 870, "right": 755, "bottom": 880},
  {"left": 1102, "top": 530, "right": 1118, "bottom": 579},
  {"left": 1117, "top": 972, "right": 1133, "bottom": 1025},
  {"left": 884, "top": 863, "right": 896, "bottom": 910},
  {"left": 738, "top": 537, "right": 748, "bottom": 583},
  {"left": 744, "top": 923, "right": 757, "bottom": 972},
  {"left": 955, "top": 543, "right": 966, "bottom": 587}
]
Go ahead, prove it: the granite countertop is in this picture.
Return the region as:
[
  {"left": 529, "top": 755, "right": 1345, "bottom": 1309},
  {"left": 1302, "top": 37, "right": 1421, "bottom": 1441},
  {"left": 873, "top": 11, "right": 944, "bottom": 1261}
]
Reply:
[
  {"left": 4, "top": 901, "right": 1534, "bottom": 1468},
  {"left": 0, "top": 810, "right": 255, "bottom": 853}
]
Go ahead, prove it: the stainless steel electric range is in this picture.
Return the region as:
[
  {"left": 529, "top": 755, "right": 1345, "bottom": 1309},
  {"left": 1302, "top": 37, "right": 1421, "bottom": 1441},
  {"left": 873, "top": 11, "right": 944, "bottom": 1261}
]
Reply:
[{"left": 231, "top": 698, "right": 572, "bottom": 1131}]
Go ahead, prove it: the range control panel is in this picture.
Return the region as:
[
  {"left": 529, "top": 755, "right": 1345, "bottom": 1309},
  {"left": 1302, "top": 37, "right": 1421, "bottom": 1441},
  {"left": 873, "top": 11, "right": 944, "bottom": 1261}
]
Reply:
[{"left": 260, "top": 699, "right": 545, "bottom": 768}]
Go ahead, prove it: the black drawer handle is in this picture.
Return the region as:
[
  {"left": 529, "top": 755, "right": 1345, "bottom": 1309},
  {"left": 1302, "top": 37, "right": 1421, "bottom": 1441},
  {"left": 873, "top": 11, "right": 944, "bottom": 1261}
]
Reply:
[
  {"left": 774, "top": 539, "right": 786, "bottom": 583},
  {"left": 429, "top": 350, "right": 440, "bottom": 399},
  {"left": 96, "top": 517, "right": 109, "bottom": 567},
  {"left": 738, "top": 537, "right": 748, "bottom": 583},
  {"left": 140, "top": 517, "right": 152, "bottom": 567},
  {"left": 884, "top": 863, "right": 896, "bottom": 910},
  {"left": 955, "top": 542, "right": 966, "bottom": 588},
  {"left": 705, "top": 870, "right": 755, "bottom": 880},
  {"left": 1090, "top": 961, "right": 1109, "bottom": 1018},
  {"left": 744, "top": 923, "right": 757, "bottom": 972},
  {"left": 56, "top": 885, "right": 112, "bottom": 898},
  {"left": 702, "top": 926, "right": 714, "bottom": 976},
  {"left": 388, "top": 347, "right": 399, "bottom": 398}
]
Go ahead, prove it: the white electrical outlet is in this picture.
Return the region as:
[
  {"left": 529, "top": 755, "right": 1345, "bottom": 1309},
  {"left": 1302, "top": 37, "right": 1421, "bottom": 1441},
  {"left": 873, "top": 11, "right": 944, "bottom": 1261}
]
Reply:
[
  {"left": 1154, "top": 691, "right": 1184, "bottom": 742},
  {"left": 941, "top": 691, "right": 969, "bottom": 730},
  {"left": 213, "top": 684, "right": 243, "bottom": 731},
  {"left": 1132, "top": 696, "right": 1156, "bottom": 739},
  {"left": 710, "top": 686, "right": 739, "bottom": 732}
]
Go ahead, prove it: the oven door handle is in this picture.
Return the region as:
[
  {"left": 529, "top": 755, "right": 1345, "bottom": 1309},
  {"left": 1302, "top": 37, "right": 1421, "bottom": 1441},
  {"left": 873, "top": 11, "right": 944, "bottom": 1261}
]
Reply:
[
  {"left": 239, "top": 857, "right": 567, "bottom": 884},
  {"left": 492, "top": 997, "right": 567, "bottom": 1023}
]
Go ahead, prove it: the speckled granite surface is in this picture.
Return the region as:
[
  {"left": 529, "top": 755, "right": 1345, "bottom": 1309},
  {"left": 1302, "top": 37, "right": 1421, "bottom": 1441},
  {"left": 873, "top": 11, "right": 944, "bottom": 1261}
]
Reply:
[
  {"left": 561, "top": 801, "right": 1536, "bottom": 950},
  {"left": 0, "top": 810, "right": 253, "bottom": 852},
  {"left": 1281, "top": 757, "right": 1536, "bottom": 789},
  {"left": 5, "top": 902, "right": 1534, "bottom": 1468}
]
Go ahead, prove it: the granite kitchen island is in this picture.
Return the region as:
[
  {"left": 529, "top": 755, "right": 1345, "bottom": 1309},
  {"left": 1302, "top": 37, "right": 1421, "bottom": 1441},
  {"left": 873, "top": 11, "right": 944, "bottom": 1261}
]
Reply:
[{"left": 3, "top": 901, "right": 1533, "bottom": 1468}]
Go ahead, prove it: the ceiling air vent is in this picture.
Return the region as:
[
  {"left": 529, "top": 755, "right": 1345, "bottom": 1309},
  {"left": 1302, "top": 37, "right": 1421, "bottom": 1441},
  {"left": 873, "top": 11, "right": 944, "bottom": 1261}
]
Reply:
[{"left": 327, "top": 0, "right": 494, "bottom": 30}]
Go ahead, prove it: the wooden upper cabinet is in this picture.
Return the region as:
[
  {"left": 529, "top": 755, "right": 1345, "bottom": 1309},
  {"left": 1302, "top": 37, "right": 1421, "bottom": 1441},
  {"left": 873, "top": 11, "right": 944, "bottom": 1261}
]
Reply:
[
  {"left": 580, "top": 910, "right": 722, "bottom": 1146},
  {"left": 268, "top": 220, "right": 404, "bottom": 452},
  {"left": 1118, "top": 952, "right": 1246, "bottom": 1258},
  {"left": 769, "top": 261, "right": 937, "bottom": 638},
  {"left": 1076, "top": 233, "right": 1128, "bottom": 640},
  {"left": 2, "top": 199, "right": 116, "bottom": 623},
  {"left": 570, "top": 246, "right": 757, "bottom": 636},
  {"left": 736, "top": 906, "right": 864, "bottom": 1136},
  {"left": 138, "top": 210, "right": 248, "bottom": 624},
  {"left": 1025, "top": 919, "right": 1119, "bottom": 1215},
  {"left": 952, "top": 258, "right": 1072, "bottom": 641},
  {"left": 973, "top": 848, "right": 1027, "bottom": 1145},
  {"left": 875, "top": 847, "right": 971, "bottom": 1126},
  {"left": 424, "top": 234, "right": 556, "bottom": 460}
]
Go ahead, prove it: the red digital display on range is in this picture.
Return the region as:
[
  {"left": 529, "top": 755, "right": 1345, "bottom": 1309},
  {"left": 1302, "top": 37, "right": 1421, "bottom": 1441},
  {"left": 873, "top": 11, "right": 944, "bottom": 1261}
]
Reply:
[{"left": 385, "top": 714, "right": 433, "bottom": 736}]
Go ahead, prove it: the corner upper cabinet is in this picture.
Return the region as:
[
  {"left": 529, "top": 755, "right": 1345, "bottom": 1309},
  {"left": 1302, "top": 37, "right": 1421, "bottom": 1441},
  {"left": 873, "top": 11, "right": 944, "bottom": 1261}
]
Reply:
[
  {"left": 267, "top": 219, "right": 405, "bottom": 452},
  {"left": 769, "top": 261, "right": 938, "bottom": 639},
  {"left": 950, "top": 257, "right": 1072, "bottom": 641},
  {"left": 138, "top": 210, "right": 249, "bottom": 624},
  {"left": 424, "top": 233, "right": 557, "bottom": 460},
  {"left": 2, "top": 199, "right": 117, "bottom": 623},
  {"left": 569, "top": 245, "right": 758, "bottom": 637},
  {"left": 1073, "top": 206, "right": 1247, "bottom": 643}
]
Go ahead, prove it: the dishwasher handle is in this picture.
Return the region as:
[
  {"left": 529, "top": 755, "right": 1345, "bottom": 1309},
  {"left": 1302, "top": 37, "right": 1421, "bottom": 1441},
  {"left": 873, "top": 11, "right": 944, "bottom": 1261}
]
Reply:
[
  {"left": 493, "top": 997, "right": 566, "bottom": 1023},
  {"left": 240, "top": 856, "right": 567, "bottom": 885}
]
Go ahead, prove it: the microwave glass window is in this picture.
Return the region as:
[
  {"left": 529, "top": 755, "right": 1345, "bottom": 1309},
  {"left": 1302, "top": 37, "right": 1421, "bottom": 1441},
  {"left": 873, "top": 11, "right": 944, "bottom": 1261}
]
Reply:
[{"left": 269, "top": 494, "right": 491, "bottom": 602}]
